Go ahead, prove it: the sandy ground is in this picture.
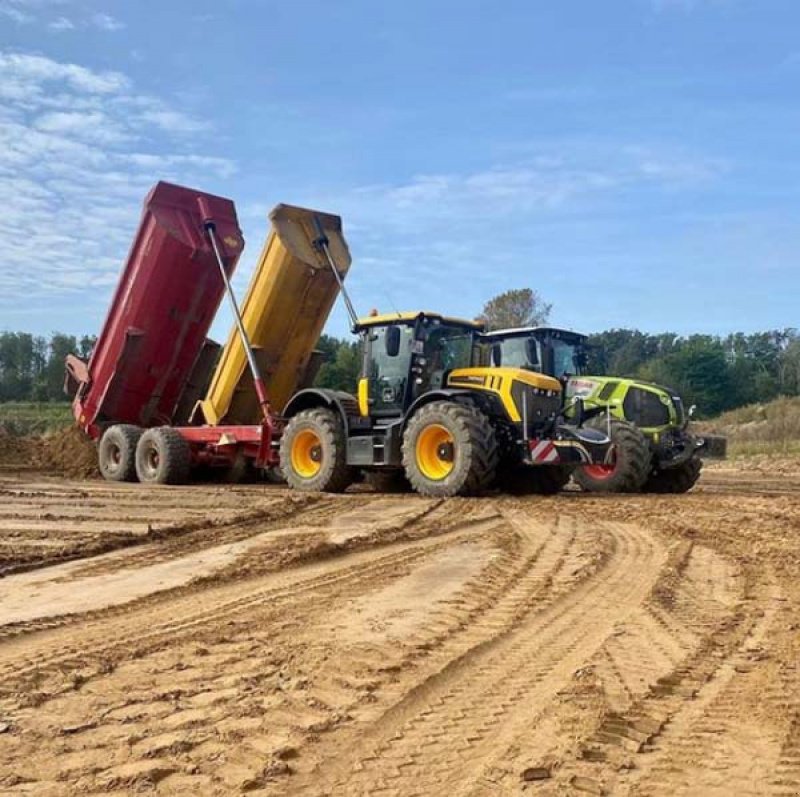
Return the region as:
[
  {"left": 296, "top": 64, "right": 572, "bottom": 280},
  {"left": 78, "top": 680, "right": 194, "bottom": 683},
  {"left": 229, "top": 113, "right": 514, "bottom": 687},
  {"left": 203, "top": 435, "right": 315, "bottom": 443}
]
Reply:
[{"left": 0, "top": 460, "right": 798, "bottom": 795}]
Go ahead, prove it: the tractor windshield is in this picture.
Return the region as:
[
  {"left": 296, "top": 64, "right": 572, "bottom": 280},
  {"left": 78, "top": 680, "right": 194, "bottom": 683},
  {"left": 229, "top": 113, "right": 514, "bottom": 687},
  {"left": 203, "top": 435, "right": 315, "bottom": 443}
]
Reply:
[
  {"left": 551, "top": 338, "right": 583, "bottom": 378},
  {"left": 420, "top": 324, "right": 479, "bottom": 389}
]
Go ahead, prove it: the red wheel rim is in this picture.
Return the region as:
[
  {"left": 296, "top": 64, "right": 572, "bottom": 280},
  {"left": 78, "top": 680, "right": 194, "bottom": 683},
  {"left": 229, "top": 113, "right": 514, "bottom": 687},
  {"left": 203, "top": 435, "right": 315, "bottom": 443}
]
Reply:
[{"left": 583, "top": 448, "right": 617, "bottom": 480}]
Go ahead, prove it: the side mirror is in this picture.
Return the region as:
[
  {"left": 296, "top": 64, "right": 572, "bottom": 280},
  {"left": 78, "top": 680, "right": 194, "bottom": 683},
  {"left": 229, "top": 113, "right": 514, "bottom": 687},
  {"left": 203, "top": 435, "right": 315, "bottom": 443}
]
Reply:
[
  {"left": 572, "top": 396, "right": 585, "bottom": 426},
  {"left": 491, "top": 342, "right": 502, "bottom": 367},
  {"left": 688, "top": 404, "right": 697, "bottom": 418},
  {"left": 385, "top": 325, "right": 401, "bottom": 357},
  {"left": 575, "top": 349, "right": 588, "bottom": 369}
]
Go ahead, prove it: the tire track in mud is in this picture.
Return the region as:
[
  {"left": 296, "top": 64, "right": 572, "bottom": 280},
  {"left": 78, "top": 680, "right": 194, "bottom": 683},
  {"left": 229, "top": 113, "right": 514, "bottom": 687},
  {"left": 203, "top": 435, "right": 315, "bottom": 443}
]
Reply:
[
  {"left": 286, "top": 517, "right": 664, "bottom": 797},
  {"left": 522, "top": 542, "right": 779, "bottom": 796},
  {"left": 0, "top": 501, "right": 496, "bottom": 708},
  {"left": 0, "top": 494, "right": 312, "bottom": 578},
  {"left": 1, "top": 509, "right": 587, "bottom": 794}
]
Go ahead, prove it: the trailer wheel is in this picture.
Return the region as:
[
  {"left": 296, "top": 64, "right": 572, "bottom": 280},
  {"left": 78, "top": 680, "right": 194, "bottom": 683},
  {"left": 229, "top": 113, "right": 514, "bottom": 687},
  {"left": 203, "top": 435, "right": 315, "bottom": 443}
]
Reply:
[
  {"left": 644, "top": 456, "right": 702, "bottom": 494},
  {"left": 98, "top": 424, "right": 142, "bottom": 482},
  {"left": 403, "top": 401, "right": 498, "bottom": 497},
  {"left": 573, "top": 418, "right": 650, "bottom": 493},
  {"left": 280, "top": 408, "right": 354, "bottom": 492},
  {"left": 135, "top": 427, "right": 191, "bottom": 485}
]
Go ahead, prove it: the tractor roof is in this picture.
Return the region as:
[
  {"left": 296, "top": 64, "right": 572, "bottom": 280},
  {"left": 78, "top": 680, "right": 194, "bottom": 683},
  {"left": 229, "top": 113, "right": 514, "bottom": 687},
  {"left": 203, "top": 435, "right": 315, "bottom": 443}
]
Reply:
[
  {"left": 354, "top": 311, "right": 485, "bottom": 332},
  {"left": 483, "top": 325, "right": 587, "bottom": 342}
]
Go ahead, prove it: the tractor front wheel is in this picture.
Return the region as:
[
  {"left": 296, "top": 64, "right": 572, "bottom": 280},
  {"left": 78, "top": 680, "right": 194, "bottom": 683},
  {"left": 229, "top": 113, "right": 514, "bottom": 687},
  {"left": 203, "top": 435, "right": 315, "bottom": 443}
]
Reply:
[
  {"left": 573, "top": 418, "right": 650, "bottom": 493},
  {"left": 403, "top": 401, "right": 498, "bottom": 497},
  {"left": 643, "top": 456, "right": 702, "bottom": 493},
  {"left": 280, "top": 408, "right": 354, "bottom": 492}
]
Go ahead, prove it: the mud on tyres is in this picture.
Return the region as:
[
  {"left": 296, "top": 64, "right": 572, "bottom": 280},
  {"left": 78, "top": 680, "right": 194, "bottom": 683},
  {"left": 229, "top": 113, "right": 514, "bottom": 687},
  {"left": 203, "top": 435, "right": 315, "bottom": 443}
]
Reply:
[
  {"left": 135, "top": 427, "right": 191, "bottom": 485},
  {"left": 98, "top": 424, "right": 142, "bottom": 482},
  {"left": 644, "top": 455, "right": 703, "bottom": 493},
  {"left": 573, "top": 417, "right": 650, "bottom": 493},
  {"left": 280, "top": 407, "right": 354, "bottom": 492},
  {"left": 402, "top": 401, "right": 498, "bottom": 497}
]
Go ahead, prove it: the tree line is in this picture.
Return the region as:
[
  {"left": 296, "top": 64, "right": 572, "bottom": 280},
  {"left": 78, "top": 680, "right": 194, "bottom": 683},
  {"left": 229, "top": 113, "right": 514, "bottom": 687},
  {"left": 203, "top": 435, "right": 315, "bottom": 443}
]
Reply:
[
  {"left": 2, "top": 286, "right": 798, "bottom": 419},
  {"left": 0, "top": 332, "right": 95, "bottom": 402}
]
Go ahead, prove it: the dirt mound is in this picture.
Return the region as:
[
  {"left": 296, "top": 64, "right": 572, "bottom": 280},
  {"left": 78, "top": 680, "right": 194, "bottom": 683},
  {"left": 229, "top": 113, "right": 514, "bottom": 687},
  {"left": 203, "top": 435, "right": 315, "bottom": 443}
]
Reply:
[
  {"left": 34, "top": 426, "right": 98, "bottom": 478},
  {"left": 0, "top": 426, "right": 35, "bottom": 466}
]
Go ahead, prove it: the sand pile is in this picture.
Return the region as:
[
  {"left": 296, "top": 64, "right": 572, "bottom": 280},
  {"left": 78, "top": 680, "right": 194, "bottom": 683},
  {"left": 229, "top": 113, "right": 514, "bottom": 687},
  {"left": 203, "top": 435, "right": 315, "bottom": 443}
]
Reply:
[{"left": 33, "top": 426, "right": 98, "bottom": 478}]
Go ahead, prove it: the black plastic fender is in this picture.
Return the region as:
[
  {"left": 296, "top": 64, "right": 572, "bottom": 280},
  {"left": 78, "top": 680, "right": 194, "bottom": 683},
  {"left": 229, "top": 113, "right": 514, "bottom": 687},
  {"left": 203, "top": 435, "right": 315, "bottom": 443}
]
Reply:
[
  {"left": 403, "top": 389, "right": 502, "bottom": 427},
  {"left": 281, "top": 388, "right": 361, "bottom": 432},
  {"left": 547, "top": 423, "right": 614, "bottom": 465}
]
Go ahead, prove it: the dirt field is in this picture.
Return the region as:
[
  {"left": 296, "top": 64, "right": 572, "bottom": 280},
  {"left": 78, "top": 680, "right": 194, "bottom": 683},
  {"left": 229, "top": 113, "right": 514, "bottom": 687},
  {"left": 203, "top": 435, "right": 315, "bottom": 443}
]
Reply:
[{"left": 0, "top": 458, "right": 798, "bottom": 795}]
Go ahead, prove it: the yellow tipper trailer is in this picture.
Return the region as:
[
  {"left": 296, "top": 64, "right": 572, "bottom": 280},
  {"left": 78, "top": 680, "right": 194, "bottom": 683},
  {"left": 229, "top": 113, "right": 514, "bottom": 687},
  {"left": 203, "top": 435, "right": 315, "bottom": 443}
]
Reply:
[{"left": 195, "top": 204, "right": 351, "bottom": 425}]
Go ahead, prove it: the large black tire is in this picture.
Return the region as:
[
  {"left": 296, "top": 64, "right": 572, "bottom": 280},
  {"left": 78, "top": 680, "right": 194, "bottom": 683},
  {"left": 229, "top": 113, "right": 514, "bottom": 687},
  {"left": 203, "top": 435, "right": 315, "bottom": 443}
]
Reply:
[
  {"left": 135, "top": 427, "right": 191, "bottom": 485},
  {"left": 98, "top": 424, "right": 142, "bottom": 482},
  {"left": 402, "top": 401, "right": 498, "bottom": 497},
  {"left": 573, "top": 418, "right": 650, "bottom": 493},
  {"left": 643, "top": 456, "right": 702, "bottom": 494},
  {"left": 499, "top": 464, "right": 574, "bottom": 496},
  {"left": 279, "top": 408, "right": 354, "bottom": 493},
  {"left": 365, "top": 469, "right": 412, "bottom": 493}
]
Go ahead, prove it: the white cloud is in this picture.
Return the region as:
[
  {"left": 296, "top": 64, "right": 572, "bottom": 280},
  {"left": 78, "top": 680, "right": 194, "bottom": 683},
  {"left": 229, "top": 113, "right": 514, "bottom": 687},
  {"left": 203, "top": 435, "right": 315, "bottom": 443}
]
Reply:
[
  {"left": 0, "top": 2, "right": 125, "bottom": 32},
  {"left": 0, "top": 52, "right": 129, "bottom": 95},
  {"left": 48, "top": 15, "right": 74, "bottom": 31},
  {"left": 91, "top": 12, "right": 123, "bottom": 31},
  {"left": 0, "top": 2, "right": 34, "bottom": 23},
  {"left": 0, "top": 51, "right": 237, "bottom": 314}
]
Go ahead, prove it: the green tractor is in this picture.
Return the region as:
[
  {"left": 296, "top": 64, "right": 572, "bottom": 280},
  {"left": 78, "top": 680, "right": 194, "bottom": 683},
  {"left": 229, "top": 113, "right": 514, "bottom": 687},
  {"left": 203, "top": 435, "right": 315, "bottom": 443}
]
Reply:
[{"left": 483, "top": 327, "right": 727, "bottom": 493}]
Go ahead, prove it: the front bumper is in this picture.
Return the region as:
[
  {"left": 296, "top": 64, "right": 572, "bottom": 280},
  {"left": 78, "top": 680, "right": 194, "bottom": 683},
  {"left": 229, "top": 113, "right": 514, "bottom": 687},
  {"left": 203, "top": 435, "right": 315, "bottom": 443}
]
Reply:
[
  {"left": 523, "top": 424, "right": 613, "bottom": 467},
  {"left": 655, "top": 429, "right": 727, "bottom": 469}
]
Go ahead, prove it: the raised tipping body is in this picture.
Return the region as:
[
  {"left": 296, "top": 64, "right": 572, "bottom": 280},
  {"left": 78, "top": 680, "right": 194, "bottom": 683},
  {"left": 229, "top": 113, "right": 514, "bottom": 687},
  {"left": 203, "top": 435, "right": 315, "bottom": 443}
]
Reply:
[
  {"left": 66, "top": 182, "right": 243, "bottom": 439},
  {"left": 196, "top": 205, "right": 351, "bottom": 425}
]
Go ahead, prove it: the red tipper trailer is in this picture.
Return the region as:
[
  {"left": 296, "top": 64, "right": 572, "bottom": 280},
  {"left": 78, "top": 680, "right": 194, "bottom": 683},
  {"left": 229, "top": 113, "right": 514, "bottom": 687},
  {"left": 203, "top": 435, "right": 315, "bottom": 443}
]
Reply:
[
  {"left": 66, "top": 181, "right": 350, "bottom": 485},
  {"left": 66, "top": 181, "right": 244, "bottom": 438},
  {"left": 65, "top": 182, "right": 282, "bottom": 483}
]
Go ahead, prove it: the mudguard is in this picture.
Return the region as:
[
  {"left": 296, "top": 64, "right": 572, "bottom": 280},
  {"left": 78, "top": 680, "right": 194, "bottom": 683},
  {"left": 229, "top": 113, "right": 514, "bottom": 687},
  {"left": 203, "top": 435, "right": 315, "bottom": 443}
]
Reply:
[{"left": 281, "top": 388, "right": 361, "bottom": 430}]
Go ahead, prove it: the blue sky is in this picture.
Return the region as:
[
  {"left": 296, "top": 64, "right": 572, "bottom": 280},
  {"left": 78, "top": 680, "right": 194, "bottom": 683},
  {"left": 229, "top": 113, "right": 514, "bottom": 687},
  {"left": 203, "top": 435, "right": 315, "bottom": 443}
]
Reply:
[{"left": 0, "top": 0, "right": 797, "bottom": 341}]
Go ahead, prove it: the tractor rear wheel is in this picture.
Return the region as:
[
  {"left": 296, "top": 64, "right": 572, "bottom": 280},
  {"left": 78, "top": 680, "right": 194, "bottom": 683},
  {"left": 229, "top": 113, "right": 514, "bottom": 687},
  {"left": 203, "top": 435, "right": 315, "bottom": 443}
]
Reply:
[
  {"left": 573, "top": 418, "right": 650, "bottom": 493},
  {"left": 280, "top": 408, "right": 354, "bottom": 492},
  {"left": 403, "top": 401, "right": 498, "bottom": 497},
  {"left": 643, "top": 456, "right": 702, "bottom": 493},
  {"left": 98, "top": 424, "right": 142, "bottom": 482},
  {"left": 135, "top": 427, "right": 191, "bottom": 485}
]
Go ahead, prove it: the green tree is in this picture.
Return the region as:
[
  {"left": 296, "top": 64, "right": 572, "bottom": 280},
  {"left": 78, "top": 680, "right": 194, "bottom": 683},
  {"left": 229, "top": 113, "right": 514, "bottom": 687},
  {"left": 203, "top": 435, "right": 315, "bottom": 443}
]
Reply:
[
  {"left": 480, "top": 288, "right": 551, "bottom": 331},
  {"left": 315, "top": 337, "right": 361, "bottom": 392}
]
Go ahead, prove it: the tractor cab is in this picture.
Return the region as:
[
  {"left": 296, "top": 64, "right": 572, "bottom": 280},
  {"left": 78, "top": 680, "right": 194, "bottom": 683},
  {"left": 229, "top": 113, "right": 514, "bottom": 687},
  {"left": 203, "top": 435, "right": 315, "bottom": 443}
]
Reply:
[
  {"left": 486, "top": 326, "right": 589, "bottom": 383},
  {"left": 355, "top": 312, "right": 484, "bottom": 418}
]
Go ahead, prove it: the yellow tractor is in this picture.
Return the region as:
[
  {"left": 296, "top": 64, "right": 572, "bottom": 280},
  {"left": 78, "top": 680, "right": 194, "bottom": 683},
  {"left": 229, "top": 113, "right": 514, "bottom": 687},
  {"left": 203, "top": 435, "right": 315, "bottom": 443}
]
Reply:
[{"left": 279, "top": 311, "right": 615, "bottom": 497}]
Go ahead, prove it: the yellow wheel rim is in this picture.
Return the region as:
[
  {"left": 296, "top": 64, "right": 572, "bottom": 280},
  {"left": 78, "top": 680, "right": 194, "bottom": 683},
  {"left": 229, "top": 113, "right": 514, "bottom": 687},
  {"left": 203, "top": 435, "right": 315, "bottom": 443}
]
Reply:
[
  {"left": 416, "top": 424, "right": 455, "bottom": 481},
  {"left": 291, "top": 429, "right": 323, "bottom": 478}
]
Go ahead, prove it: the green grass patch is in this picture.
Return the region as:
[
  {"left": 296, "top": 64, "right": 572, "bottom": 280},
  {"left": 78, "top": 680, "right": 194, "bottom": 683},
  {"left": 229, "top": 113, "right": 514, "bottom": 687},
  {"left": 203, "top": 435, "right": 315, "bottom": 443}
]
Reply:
[
  {"left": 700, "top": 396, "right": 800, "bottom": 458},
  {"left": 0, "top": 402, "right": 73, "bottom": 436}
]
